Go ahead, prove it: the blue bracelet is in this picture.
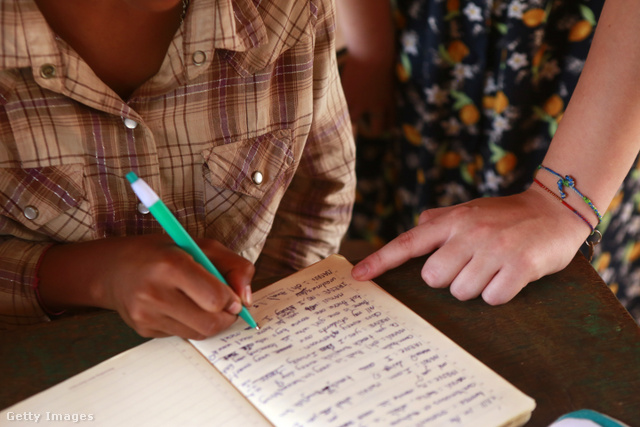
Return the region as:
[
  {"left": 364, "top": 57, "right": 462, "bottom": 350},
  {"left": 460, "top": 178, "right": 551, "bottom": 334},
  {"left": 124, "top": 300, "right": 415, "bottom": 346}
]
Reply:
[{"left": 537, "top": 165, "right": 603, "bottom": 224}]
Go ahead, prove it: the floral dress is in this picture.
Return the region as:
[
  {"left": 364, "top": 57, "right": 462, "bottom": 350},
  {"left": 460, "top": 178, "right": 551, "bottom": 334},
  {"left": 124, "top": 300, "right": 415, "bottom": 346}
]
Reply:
[{"left": 348, "top": 0, "right": 640, "bottom": 322}]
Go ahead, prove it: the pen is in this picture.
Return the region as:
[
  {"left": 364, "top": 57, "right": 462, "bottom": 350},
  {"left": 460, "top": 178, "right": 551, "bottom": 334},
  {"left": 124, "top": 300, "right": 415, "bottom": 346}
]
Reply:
[{"left": 126, "top": 172, "right": 259, "bottom": 330}]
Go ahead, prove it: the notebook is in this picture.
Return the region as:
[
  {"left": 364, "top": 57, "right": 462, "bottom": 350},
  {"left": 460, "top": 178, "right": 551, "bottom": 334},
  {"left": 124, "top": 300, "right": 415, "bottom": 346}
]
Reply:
[{"left": 1, "top": 254, "right": 535, "bottom": 426}]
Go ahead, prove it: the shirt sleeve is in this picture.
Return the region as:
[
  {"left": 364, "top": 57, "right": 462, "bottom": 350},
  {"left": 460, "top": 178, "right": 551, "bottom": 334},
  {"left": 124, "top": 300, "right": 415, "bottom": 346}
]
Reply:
[
  {"left": 0, "top": 238, "right": 50, "bottom": 328},
  {"left": 255, "top": 0, "right": 356, "bottom": 278}
]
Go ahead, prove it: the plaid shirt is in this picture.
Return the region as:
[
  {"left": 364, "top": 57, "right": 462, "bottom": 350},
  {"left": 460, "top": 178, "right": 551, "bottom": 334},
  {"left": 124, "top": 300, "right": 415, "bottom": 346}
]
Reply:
[{"left": 0, "top": 0, "right": 355, "bottom": 327}]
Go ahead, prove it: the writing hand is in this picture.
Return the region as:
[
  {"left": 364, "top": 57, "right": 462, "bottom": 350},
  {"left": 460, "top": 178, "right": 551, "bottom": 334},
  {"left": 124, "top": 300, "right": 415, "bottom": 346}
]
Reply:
[
  {"left": 352, "top": 188, "right": 590, "bottom": 304},
  {"left": 39, "top": 235, "right": 255, "bottom": 339}
]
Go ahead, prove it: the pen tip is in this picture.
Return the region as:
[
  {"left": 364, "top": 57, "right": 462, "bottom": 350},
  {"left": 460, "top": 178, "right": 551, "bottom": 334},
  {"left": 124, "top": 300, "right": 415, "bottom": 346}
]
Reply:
[{"left": 255, "top": 324, "right": 260, "bottom": 330}]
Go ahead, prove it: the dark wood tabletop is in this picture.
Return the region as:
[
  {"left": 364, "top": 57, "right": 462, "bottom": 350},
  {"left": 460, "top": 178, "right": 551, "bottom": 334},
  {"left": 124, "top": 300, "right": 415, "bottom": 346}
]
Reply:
[{"left": 1, "top": 252, "right": 638, "bottom": 426}]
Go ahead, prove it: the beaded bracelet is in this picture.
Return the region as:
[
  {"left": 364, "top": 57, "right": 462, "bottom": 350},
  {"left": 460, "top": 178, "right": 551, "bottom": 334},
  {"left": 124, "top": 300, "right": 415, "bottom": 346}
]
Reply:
[
  {"left": 533, "top": 178, "right": 595, "bottom": 233},
  {"left": 533, "top": 178, "right": 602, "bottom": 261},
  {"left": 537, "top": 165, "right": 603, "bottom": 224},
  {"left": 33, "top": 244, "right": 67, "bottom": 317}
]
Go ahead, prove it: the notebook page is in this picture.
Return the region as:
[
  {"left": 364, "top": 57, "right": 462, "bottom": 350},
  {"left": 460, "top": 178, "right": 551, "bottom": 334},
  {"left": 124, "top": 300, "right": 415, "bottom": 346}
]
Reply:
[
  {"left": 1, "top": 336, "right": 271, "bottom": 427},
  {"left": 191, "top": 254, "right": 536, "bottom": 427}
]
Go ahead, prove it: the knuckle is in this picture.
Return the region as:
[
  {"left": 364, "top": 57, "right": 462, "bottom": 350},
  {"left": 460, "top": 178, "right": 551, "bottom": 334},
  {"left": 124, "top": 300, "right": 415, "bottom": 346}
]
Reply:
[
  {"left": 366, "top": 251, "right": 384, "bottom": 269},
  {"left": 509, "top": 249, "right": 541, "bottom": 278},
  {"left": 483, "top": 293, "right": 507, "bottom": 306},
  {"left": 482, "top": 286, "right": 513, "bottom": 306},
  {"left": 126, "top": 308, "right": 157, "bottom": 338},
  {"left": 418, "top": 210, "right": 433, "bottom": 224},
  {"left": 450, "top": 285, "right": 476, "bottom": 301},
  {"left": 421, "top": 261, "right": 447, "bottom": 288},
  {"left": 420, "top": 266, "right": 436, "bottom": 286},
  {"left": 190, "top": 334, "right": 207, "bottom": 341},
  {"left": 129, "top": 282, "right": 158, "bottom": 305},
  {"left": 238, "top": 257, "right": 256, "bottom": 276},
  {"left": 142, "top": 252, "right": 186, "bottom": 282},
  {"left": 135, "top": 327, "right": 158, "bottom": 338},
  {"left": 182, "top": 328, "right": 207, "bottom": 340},
  {"left": 204, "top": 314, "right": 234, "bottom": 337},
  {"left": 396, "top": 230, "right": 418, "bottom": 253},
  {"left": 157, "top": 250, "right": 190, "bottom": 270},
  {"left": 205, "top": 287, "right": 230, "bottom": 312},
  {"left": 448, "top": 204, "right": 475, "bottom": 220},
  {"left": 127, "top": 303, "right": 150, "bottom": 325}
]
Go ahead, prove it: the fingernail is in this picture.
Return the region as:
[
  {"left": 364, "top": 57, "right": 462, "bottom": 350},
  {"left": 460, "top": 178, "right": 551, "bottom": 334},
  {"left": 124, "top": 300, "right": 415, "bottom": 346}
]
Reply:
[
  {"left": 352, "top": 262, "right": 368, "bottom": 279},
  {"left": 227, "top": 301, "right": 242, "bottom": 315},
  {"left": 244, "top": 286, "right": 253, "bottom": 306}
]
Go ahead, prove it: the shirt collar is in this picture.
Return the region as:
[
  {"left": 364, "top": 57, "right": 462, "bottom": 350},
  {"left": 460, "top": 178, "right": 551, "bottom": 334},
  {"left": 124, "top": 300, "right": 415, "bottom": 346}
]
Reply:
[
  {"left": 0, "top": 0, "right": 63, "bottom": 95},
  {"left": 0, "top": 0, "right": 269, "bottom": 94},
  {"left": 181, "top": 0, "right": 268, "bottom": 82}
]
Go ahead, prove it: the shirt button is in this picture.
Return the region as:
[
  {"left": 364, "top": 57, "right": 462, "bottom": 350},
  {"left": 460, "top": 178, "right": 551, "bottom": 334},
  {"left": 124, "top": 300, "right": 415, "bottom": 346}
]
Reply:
[
  {"left": 192, "top": 51, "right": 206, "bottom": 66},
  {"left": 40, "top": 64, "right": 56, "bottom": 79},
  {"left": 251, "top": 171, "right": 264, "bottom": 185},
  {"left": 137, "top": 203, "right": 150, "bottom": 215},
  {"left": 23, "top": 206, "right": 39, "bottom": 220},
  {"left": 123, "top": 118, "right": 138, "bottom": 129}
]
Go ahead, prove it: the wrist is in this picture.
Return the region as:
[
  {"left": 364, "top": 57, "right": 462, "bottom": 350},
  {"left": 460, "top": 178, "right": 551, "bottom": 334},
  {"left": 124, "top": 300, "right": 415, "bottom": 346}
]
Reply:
[
  {"left": 32, "top": 244, "right": 66, "bottom": 316},
  {"left": 533, "top": 165, "right": 603, "bottom": 233},
  {"left": 526, "top": 184, "right": 593, "bottom": 246},
  {"left": 37, "top": 240, "right": 111, "bottom": 311}
]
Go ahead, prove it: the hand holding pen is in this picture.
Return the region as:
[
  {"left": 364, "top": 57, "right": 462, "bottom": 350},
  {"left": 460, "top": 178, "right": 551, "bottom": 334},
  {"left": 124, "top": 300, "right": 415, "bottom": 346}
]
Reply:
[
  {"left": 35, "top": 178, "right": 256, "bottom": 339},
  {"left": 37, "top": 233, "right": 255, "bottom": 339},
  {"left": 127, "top": 172, "right": 259, "bottom": 331},
  {"left": 111, "top": 234, "right": 257, "bottom": 339}
]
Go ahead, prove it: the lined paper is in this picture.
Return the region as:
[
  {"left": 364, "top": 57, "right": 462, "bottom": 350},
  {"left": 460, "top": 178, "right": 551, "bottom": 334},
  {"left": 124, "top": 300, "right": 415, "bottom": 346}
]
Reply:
[
  {"left": 1, "top": 337, "right": 270, "bottom": 426},
  {"left": 3, "top": 255, "right": 535, "bottom": 427},
  {"left": 191, "top": 255, "right": 535, "bottom": 427}
]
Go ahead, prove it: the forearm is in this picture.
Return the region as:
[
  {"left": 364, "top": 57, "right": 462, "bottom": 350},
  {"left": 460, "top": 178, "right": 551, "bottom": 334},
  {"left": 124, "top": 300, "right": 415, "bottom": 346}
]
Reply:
[
  {"left": 35, "top": 235, "right": 252, "bottom": 338},
  {"left": 37, "top": 238, "right": 124, "bottom": 311},
  {"left": 541, "top": 0, "right": 640, "bottom": 215}
]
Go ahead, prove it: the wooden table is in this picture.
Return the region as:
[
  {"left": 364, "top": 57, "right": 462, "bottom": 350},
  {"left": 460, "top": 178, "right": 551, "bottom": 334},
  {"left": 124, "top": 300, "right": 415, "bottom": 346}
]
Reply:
[{"left": 1, "top": 253, "right": 638, "bottom": 426}]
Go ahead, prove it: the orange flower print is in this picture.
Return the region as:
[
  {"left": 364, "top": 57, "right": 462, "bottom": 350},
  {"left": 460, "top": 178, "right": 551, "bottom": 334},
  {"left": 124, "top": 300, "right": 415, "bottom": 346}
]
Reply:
[
  {"left": 459, "top": 104, "right": 480, "bottom": 125},
  {"left": 543, "top": 94, "right": 564, "bottom": 117},
  {"left": 451, "top": 90, "right": 480, "bottom": 125},
  {"left": 534, "top": 94, "right": 565, "bottom": 137},
  {"left": 569, "top": 5, "right": 597, "bottom": 42},
  {"left": 445, "top": 0, "right": 460, "bottom": 20},
  {"left": 489, "top": 142, "right": 517, "bottom": 176},
  {"left": 522, "top": 8, "right": 546, "bottom": 27},
  {"left": 440, "top": 151, "right": 462, "bottom": 169},
  {"left": 402, "top": 124, "right": 422, "bottom": 146},
  {"left": 493, "top": 91, "right": 509, "bottom": 114},
  {"left": 441, "top": 40, "right": 470, "bottom": 64}
]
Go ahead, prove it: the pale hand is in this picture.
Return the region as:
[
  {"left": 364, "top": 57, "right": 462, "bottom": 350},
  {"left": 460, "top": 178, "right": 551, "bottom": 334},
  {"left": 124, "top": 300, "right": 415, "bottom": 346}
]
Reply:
[{"left": 352, "top": 187, "right": 591, "bottom": 304}]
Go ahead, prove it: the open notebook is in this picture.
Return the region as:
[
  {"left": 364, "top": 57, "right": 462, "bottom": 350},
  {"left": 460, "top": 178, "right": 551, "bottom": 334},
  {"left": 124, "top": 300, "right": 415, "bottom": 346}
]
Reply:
[{"left": 1, "top": 255, "right": 535, "bottom": 426}]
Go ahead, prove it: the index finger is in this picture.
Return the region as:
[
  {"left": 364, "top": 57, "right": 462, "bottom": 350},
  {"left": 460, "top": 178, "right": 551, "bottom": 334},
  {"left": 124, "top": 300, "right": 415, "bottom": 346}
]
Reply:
[
  {"left": 351, "top": 222, "right": 447, "bottom": 281},
  {"left": 165, "top": 250, "right": 239, "bottom": 314},
  {"left": 197, "top": 238, "right": 255, "bottom": 305}
]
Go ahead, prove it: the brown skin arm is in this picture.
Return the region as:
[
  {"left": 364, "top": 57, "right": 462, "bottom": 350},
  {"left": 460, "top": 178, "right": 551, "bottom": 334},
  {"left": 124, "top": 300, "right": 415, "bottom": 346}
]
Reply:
[
  {"left": 31, "top": 1, "right": 256, "bottom": 338},
  {"left": 38, "top": 235, "right": 255, "bottom": 339}
]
